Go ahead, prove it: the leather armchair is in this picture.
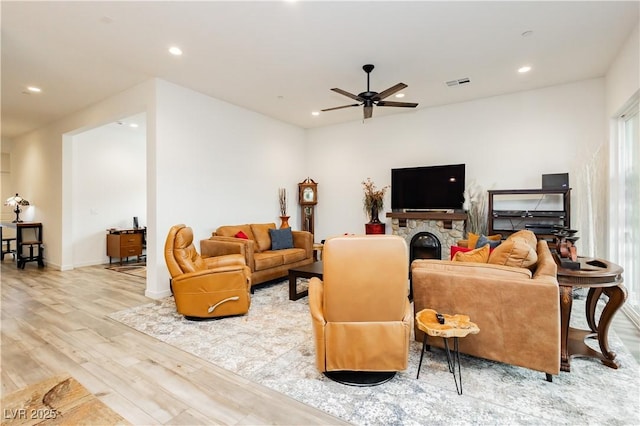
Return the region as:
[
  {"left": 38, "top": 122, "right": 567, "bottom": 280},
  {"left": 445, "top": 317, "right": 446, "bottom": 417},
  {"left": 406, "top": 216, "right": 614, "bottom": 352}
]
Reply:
[
  {"left": 164, "top": 224, "right": 251, "bottom": 320},
  {"left": 308, "top": 235, "right": 412, "bottom": 384}
]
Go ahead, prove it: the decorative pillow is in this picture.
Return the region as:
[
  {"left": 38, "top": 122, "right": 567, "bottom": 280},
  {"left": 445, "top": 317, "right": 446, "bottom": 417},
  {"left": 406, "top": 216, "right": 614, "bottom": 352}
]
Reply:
[
  {"left": 235, "top": 231, "right": 249, "bottom": 239},
  {"left": 250, "top": 223, "right": 276, "bottom": 252},
  {"left": 453, "top": 244, "right": 490, "bottom": 263},
  {"left": 476, "top": 234, "right": 502, "bottom": 249},
  {"left": 450, "top": 245, "right": 472, "bottom": 259},
  {"left": 468, "top": 232, "right": 502, "bottom": 249},
  {"left": 269, "top": 228, "right": 294, "bottom": 250},
  {"left": 467, "top": 232, "right": 481, "bottom": 250},
  {"left": 216, "top": 225, "right": 256, "bottom": 242},
  {"left": 488, "top": 237, "right": 538, "bottom": 269},
  {"left": 507, "top": 229, "right": 537, "bottom": 250}
]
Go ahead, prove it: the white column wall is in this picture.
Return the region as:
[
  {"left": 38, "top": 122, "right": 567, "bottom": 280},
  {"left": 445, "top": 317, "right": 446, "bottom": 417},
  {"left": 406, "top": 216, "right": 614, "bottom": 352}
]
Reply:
[{"left": 148, "top": 80, "right": 307, "bottom": 298}]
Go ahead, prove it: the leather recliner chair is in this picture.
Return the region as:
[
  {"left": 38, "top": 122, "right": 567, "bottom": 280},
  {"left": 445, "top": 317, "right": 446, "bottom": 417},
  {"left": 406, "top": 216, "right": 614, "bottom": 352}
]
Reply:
[
  {"left": 164, "top": 224, "right": 251, "bottom": 320},
  {"left": 308, "top": 234, "right": 412, "bottom": 385}
]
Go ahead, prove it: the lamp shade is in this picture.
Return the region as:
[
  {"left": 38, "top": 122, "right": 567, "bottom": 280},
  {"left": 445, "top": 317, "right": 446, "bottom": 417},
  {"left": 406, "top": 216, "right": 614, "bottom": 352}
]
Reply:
[
  {"left": 5, "top": 193, "right": 30, "bottom": 207},
  {"left": 4, "top": 193, "right": 30, "bottom": 222}
]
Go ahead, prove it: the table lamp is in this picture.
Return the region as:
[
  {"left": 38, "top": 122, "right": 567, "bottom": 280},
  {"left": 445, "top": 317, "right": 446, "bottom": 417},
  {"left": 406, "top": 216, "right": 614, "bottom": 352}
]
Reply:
[{"left": 4, "top": 193, "right": 30, "bottom": 223}]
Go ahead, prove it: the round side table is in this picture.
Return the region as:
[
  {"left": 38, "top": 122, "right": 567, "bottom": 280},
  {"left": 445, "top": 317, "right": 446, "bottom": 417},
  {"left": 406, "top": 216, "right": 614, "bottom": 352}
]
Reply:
[
  {"left": 555, "top": 256, "right": 626, "bottom": 372},
  {"left": 415, "top": 309, "right": 479, "bottom": 395}
]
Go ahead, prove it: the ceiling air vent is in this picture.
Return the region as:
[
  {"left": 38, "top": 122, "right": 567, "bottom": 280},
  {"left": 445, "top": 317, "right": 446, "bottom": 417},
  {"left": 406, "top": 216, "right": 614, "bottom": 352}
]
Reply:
[{"left": 445, "top": 78, "right": 471, "bottom": 87}]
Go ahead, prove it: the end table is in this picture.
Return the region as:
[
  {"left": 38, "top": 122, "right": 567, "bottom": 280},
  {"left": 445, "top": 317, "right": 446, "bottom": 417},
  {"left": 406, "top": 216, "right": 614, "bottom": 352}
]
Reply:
[
  {"left": 415, "top": 308, "right": 479, "bottom": 395},
  {"left": 556, "top": 256, "right": 626, "bottom": 372}
]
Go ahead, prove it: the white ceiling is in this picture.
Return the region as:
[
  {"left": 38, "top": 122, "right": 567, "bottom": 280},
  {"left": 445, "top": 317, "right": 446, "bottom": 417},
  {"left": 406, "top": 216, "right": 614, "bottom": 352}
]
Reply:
[{"left": 2, "top": 1, "right": 638, "bottom": 140}]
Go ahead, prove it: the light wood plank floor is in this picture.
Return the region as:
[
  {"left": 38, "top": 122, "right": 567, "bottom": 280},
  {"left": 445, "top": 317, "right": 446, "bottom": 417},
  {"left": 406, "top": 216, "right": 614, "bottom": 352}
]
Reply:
[
  {"left": 0, "top": 262, "right": 348, "bottom": 425},
  {"left": 2, "top": 262, "right": 639, "bottom": 425}
]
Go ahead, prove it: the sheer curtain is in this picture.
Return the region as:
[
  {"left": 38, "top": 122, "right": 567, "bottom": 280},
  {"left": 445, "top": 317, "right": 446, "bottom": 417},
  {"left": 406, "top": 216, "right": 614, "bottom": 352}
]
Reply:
[{"left": 610, "top": 95, "right": 639, "bottom": 327}]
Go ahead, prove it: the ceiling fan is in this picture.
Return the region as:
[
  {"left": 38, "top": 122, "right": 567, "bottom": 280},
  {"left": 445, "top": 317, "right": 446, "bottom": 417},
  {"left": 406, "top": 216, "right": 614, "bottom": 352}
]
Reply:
[{"left": 322, "top": 64, "right": 419, "bottom": 119}]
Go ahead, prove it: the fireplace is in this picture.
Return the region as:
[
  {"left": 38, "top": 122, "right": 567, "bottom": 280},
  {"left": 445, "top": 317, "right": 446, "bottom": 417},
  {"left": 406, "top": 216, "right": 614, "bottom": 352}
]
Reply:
[
  {"left": 407, "top": 232, "right": 442, "bottom": 300},
  {"left": 410, "top": 232, "right": 441, "bottom": 263}
]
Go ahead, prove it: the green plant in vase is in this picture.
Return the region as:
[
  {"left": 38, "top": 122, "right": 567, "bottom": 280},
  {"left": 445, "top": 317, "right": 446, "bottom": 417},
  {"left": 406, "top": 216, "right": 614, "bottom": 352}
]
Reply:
[{"left": 362, "top": 178, "right": 389, "bottom": 224}]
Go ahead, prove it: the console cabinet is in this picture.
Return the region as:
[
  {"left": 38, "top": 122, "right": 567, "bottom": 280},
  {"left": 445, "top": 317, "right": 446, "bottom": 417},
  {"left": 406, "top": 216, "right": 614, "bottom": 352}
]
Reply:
[
  {"left": 488, "top": 188, "right": 571, "bottom": 241},
  {"left": 107, "top": 228, "right": 145, "bottom": 265}
]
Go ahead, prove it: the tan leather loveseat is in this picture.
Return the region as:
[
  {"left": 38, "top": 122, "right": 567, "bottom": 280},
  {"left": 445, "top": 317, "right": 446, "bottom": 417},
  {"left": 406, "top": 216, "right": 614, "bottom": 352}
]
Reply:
[
  {"left": 411, "top": 230, "right": 560, "bottom": 379},
  {"left": 201, "top": 223, "right": 313, "bottom": 289}
]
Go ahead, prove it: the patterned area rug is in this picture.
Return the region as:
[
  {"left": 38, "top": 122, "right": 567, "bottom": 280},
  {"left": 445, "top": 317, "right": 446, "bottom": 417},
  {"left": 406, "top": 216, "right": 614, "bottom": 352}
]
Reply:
[{"left": 109, "top": 281, "right": 640, "bottom": 425}]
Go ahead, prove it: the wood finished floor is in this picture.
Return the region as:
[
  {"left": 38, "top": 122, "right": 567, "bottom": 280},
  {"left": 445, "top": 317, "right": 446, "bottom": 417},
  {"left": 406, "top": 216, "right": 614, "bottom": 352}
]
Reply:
[
  {"left": 0, "top": 262, "right": 348, "bottom": 425},
  {"left": 1, "top": 262, "right": 639, "bottom": 425}
]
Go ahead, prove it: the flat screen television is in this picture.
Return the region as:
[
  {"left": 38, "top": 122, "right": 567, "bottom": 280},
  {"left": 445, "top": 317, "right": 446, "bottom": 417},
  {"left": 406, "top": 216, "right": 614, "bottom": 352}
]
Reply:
[{"left": 391, "top": 164, "right": 465, "bottom": 211}]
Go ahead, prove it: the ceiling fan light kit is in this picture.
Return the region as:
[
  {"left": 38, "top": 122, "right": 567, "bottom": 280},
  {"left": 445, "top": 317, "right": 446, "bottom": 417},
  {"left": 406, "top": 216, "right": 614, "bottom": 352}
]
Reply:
[{"left": 322, "top": 64, "right": 419, "bottom": 120}]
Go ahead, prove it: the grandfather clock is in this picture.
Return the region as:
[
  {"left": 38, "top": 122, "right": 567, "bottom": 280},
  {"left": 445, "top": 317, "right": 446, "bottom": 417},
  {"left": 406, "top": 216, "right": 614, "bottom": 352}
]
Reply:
[{"left": 298, "top": 178, "right": 317, "bottom": 235}]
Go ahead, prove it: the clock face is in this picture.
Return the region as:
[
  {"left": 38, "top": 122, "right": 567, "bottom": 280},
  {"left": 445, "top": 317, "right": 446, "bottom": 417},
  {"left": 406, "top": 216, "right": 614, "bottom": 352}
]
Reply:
[{"left": 303, "top": 187, "right": 315, "bottom": 202}]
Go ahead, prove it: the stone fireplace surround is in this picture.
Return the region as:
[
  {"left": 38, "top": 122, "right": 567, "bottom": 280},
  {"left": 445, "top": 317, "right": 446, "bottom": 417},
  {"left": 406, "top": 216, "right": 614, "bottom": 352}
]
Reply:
[{"left": 387, "top": 212, "right": 467, "bottom": 260}]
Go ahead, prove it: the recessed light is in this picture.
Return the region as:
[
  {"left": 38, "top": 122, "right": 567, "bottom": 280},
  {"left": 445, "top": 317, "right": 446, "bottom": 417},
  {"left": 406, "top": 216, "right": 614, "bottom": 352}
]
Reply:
[
  {"left": 311, "top": 111, "right": 320, "bottom": 116},
  {"left": 27, "top": 86, "right": 42, "bottom": 93},
  {"left": 518, "top": 66, "right": 532, "bottom": 73},
  {"left": 129, "top": 123, "right": 139, "bottom": 128},
  {"left": 395, "top": 93, "right": 405, "bottom": 98},
  {"left": 168, "top": 46, "right": 183, "bottom": 56}
]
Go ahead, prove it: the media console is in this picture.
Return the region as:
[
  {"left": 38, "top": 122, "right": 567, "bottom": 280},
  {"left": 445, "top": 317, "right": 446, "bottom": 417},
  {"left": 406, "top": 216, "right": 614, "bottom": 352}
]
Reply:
[{"left": 488, "top": 188, "right": 571, "bottom": 240}]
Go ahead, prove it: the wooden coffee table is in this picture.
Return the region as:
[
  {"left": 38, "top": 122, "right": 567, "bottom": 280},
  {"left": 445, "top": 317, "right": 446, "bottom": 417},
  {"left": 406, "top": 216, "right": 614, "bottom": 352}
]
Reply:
[
  {"left": 556, "top": 256, "right": 626, "bottom": 372},
  {"left": 288, "top": 261, "right": 323, "bottom": 301}
]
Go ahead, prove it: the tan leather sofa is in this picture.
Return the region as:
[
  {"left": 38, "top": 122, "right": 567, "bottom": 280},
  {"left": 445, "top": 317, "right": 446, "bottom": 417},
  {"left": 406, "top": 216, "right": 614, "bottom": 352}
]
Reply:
[
  {"left": 200, "top": 223, "right": 313, "bottom": 289},
  {"left": 309, "top": 235, "right": 411, "bottom": 383},
  {"left": 411, "top": 230, "right": 560, "bottom": 378},
  {"left": 164, "top": 224, "right": 251, "bottom": 319}
]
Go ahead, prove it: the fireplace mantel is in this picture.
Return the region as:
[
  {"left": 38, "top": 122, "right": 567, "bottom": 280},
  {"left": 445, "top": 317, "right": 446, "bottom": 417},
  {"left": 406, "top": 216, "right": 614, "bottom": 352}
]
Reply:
[
  {"left": 386, "top": 211, "right": 467, "bottom": 228},
  {"left": 387, "top": 212, "right": 466, "bottom": 260}
]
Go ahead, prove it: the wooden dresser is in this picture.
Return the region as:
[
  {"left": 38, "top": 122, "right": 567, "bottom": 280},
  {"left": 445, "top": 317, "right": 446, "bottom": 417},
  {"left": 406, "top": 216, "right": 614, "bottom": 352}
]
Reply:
[{"left": 106, "top": 228, "right": 145, "bottom": 265}]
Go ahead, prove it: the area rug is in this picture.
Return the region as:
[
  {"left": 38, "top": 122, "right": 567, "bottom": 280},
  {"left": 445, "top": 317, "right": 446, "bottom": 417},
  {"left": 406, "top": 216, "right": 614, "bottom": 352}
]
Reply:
[
  {"left": 109, "top": 281, "right": 640, "bottom": 425},
  {"left": 0, "top": 374, "right": 129, "bottom": 425}
]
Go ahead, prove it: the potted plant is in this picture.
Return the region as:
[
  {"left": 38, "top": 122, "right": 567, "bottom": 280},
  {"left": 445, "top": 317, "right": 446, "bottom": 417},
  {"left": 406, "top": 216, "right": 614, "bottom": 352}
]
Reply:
[{"left": 362, "top": 178, "right": 390, "bottom": 224}]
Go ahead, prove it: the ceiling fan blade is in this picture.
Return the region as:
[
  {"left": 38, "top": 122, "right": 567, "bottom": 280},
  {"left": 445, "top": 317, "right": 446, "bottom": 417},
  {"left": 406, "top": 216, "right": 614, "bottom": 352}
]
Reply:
[
  {"left": 321, "top": 103, "right": 360, "bottom": 112},
  {"left": 376, "top": 100, "right": 419, "bottom": 108},
  {"left": 331, "top": 88, "right": 364, "bottom": 102},
  {"left": 374, "top": 83, "right": 408, "bottom": 100},
  {"left": 363, "top": 105, "right": 373, "bottom": 119}
]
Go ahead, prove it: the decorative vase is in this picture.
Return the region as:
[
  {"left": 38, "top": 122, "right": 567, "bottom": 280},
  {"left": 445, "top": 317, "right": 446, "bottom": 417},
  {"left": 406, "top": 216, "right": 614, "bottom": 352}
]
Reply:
[
  {"left": 369, "top": 206, "right": 381, "bottom": 224},
  {"left": 279, "top": 216, "right": 290, "bottom": 229}
]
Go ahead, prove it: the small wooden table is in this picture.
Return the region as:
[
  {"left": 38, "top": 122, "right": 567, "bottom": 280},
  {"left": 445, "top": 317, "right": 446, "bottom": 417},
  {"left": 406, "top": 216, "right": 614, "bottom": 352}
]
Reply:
[
  {"left": 415, "top": 309, "right": 479, "bottom": 395},
  {"left": 556, "top": 256, "right": 626, "bottom": 372},
  {"left": 287, "top": 261, "right": 323, "bottom": 301}
]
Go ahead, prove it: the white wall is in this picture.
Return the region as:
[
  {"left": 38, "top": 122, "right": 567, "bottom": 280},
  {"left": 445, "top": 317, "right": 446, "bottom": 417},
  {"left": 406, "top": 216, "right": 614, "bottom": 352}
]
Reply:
[
  {"left": 72, "top": 118, "right": 146, "bottom": 267},
  {"left": 147, "top": 80, "right": 307, "bottom": 298},
  {"left": 605, "top": 24, "right": 639, "bottom": 118},
  {"left": 306, "top": 78, "right": 606, "bottom": 255}
]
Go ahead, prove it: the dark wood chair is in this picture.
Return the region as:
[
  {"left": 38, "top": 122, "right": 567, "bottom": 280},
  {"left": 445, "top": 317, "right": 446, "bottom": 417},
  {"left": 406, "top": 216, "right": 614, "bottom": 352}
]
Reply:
[
  {"left": 1, "top": 225, "right": 16, "bottom": 260},
  {"left": 17, "top": 222, "right": 44, "bottom": 269}
]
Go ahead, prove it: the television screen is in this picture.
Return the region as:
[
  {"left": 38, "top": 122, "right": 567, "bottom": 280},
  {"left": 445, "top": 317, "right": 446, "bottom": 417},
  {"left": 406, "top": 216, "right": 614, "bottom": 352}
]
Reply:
[{"left": 391, "top": 164, "right": 465, "bottom": 211}]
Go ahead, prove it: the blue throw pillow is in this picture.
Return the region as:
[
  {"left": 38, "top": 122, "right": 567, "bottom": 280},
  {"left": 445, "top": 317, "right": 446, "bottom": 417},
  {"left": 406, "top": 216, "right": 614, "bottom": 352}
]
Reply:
[
  {"left": 269, "top": 227, "right": 294, "bottom": 250},
  {"left": 477, "top": 234, "right": 501, "bottom": 249}
]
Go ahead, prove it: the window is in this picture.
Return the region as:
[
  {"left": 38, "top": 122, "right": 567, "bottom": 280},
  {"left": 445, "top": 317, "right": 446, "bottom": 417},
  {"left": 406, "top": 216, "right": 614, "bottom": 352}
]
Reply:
[{"left": 611, "top": 94, "right": 639, "bottom": 327}]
